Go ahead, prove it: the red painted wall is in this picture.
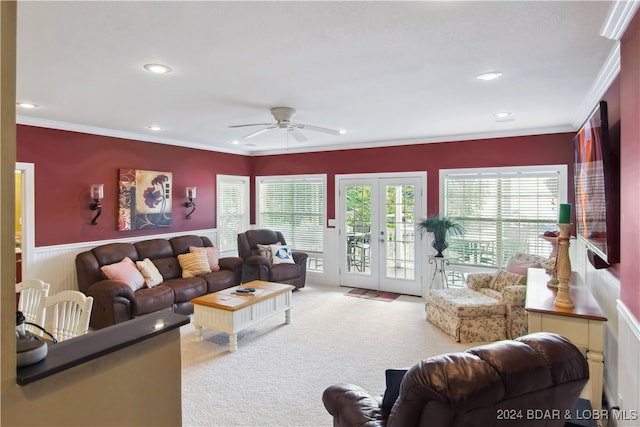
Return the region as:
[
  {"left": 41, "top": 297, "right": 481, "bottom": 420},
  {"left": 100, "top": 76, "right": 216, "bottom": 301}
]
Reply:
[
  {"left": 251, "top": 133, "right": 575, "bottom": 224},
  {"left": 17, "top": 125, "right": 251, "bottom": 246},
  {"left": 620, "top": 11, "right": 640, "bottom": 319}
]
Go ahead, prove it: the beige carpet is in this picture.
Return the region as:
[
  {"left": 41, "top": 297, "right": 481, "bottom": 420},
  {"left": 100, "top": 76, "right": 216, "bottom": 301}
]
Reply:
[{"left": 180, "top": 283, "right": 471, "bottom": 427}]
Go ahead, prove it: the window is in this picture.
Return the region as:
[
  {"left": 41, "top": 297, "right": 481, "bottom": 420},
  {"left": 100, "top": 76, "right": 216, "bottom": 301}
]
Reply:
[
  {"left": 257, "top": 175, "right": 325, "bottom": 272},
  {"left": 217, "top": 175, "right": 249, "bottom": 254},
  {"left": 440, "top": 165, "right": 567, "bottom": 268}
]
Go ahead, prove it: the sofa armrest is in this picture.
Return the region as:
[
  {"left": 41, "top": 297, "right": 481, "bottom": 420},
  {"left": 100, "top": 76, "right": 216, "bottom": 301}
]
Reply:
[
  {"left": 322, "top": 384, "right": 385, "bottom": 427},
  {"left": 219, "top": 256, "right": 244, "bottom": 272},
  {"left": 466, "top": 273, "right": 494, "bottom": 291},
  {"left": 502, "top": 285, "right": 526, "bottom": 307},
  {"left": 86, "top": 279, "right": 135, "bottom": 300},
  {"left": 292, "top": 251, "right": 309, "bottom": 266}
]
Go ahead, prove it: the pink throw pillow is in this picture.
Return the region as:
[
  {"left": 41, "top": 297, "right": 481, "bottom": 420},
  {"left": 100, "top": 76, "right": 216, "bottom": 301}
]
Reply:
[
  {"left": 189, "top": 246, "right": 220, "bottom": 271},
  {"left": 101, "top": 257, "right": 145, "bottom": 291}
]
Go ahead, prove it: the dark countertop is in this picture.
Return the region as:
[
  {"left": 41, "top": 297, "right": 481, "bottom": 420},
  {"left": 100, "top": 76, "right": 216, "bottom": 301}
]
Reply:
[{"left": 17, "top": 311, "right": 190, "bottom": 386}]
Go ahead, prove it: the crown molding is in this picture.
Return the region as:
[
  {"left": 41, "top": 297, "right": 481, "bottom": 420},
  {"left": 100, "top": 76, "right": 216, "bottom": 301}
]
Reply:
[
  {"left": 601, "top": 0, "right": 640, "bottom": 40},
  {"left": 16, "top": 116, "right": 247, "bottom": 156},
  {"left": 572, "top": 44, "right": 620, "bottom": 129}
]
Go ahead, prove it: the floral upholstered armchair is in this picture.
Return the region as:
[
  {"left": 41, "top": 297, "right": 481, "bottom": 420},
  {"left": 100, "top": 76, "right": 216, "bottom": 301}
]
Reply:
[{"left": 466, "top": 253, "right": 551, "bottom": 339}]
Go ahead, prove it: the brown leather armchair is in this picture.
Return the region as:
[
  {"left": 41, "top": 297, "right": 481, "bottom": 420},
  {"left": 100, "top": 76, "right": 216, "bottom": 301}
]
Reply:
[
  {"left": 237, "top": 229, "right": 308, "bottom": 289},
  {"left": 323, "top": 332, "right": 589, "bottom": 427}
]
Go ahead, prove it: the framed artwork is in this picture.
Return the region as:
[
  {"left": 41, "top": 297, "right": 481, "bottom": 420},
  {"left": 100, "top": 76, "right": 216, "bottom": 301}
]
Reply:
[{"left": 118, "top": 169, "right": 172, "bottom": 230}]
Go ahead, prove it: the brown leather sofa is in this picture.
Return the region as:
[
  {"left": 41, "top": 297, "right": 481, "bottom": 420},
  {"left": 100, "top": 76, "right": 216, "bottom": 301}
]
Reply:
[
  {"left": 323, "top": 332, "right": 589, "bottom": 427},
  {"left": 237, "top": 229, "right": 308, "bottom": 289},
  {"left": 76, "top": 235, "right": 243, "bottom": 329}
]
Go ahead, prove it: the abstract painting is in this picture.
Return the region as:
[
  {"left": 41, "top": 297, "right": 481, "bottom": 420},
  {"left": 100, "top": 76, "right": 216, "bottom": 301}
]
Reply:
[{"left": 118, "top": 169, "right": 172, "bottom": 230}]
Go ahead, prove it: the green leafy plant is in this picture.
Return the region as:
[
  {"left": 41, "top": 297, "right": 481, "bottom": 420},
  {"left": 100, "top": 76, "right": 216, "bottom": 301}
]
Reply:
[{"left": 418, "top": 216, "right": 465, "bottom": 257}]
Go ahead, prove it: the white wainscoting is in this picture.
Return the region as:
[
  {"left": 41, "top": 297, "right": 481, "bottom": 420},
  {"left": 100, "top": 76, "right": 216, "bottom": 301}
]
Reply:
[
  {"left": 26, "top": 229, "right": 218, "bottom": 295},
  {"left": 573, "top": 239, "right": 640, "bottom": 422},
  {"left": 616, "top": 301, "right": 640, "bottom": 426}
]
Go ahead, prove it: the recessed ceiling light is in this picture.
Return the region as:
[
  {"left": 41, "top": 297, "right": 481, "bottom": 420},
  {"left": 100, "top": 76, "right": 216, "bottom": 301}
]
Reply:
[
  {"left": 147, "top": 125, "right": 163, "bottom": 131},
  {"left": 143, "top": 63, "right": 172, "bottom": 74},
  {"left": 476, "top": 71, "right": 503, "bottom": 81},
  {"left": 494, "top": 112, "right": 515, "bottom": 122},
  {"left": 338, "top": 129, "right": 348, "bottom": 135},
  {"left": 16, "top": 102, "right": 38, "bottom": 109},
  {"left": 231, "top": 140, "right": 240, "bottom": 145}
]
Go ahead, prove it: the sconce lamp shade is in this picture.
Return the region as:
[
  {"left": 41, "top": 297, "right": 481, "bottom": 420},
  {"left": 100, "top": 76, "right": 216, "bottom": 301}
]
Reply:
[
  {"left": 184, "top": 186, "right": 197, "bottom": 219},
  {"left": 90, "top": 184, "right": 104, "bottom": 225},
  {"left": 91, "top": 184, "right": 104, "bottom": 200},
  {"left": 186, "top": 187, "right": 196, "bottom": 199}
]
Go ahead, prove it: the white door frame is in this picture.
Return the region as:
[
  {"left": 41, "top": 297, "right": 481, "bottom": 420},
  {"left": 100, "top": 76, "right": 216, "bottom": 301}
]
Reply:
[{"left": 336, "top": 171, "right": 427, "bottom": 296}]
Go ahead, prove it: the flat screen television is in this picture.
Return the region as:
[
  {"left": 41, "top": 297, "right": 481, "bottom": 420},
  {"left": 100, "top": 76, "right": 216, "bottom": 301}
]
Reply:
[{"left": 573, "top": 100, "right": 620, "bottom": 268}]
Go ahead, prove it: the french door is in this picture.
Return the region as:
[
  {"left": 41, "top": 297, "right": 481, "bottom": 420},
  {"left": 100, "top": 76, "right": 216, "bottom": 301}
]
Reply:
[{"left": 338, "top": 173, "right": 425, "bottom": 296}]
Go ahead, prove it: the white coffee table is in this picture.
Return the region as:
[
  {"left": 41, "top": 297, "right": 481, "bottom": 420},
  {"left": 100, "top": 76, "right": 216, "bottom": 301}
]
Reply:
[{"left": 191, "top": 280, "right": 295, "bottom": 352}]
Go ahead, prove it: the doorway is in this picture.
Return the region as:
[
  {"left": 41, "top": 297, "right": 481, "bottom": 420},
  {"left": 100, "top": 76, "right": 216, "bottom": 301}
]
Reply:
[
  {"left": 15, "top": 162, "right": 34, "bottom": 283},
  {"left": 337, "top": 172, "right": 425, "bottom": 296}
]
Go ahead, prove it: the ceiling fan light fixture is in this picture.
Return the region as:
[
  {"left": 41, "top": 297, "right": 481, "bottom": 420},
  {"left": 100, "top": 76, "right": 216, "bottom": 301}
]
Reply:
[
  {"left": 476, "top": 71, "right": 503, "bottom": 81},
  {"left": 143, "top": 63, "right": 172, "bottom": 74}
]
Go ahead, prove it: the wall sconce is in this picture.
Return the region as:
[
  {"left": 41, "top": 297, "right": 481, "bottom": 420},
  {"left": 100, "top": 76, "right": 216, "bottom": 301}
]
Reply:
[
  {"left": 90, "top": 184, "right": 103, "bottom": 225},
  {"left": 184, "top": 186, "right": 196, "bottom": 219}
]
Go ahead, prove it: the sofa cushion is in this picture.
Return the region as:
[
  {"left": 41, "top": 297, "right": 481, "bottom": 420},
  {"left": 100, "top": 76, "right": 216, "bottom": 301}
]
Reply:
[
  {"left": 178, "top": 251, "right": 211, "bottom": 278},
  {"left": 190, "top": 246, "right": 220, "bottom": 271},
  {"left": 428, "top": 288, "right": 505, "bottom": 317},
  {"left": 489, "top": 270, "right": 526, "bottom": 293},
  {"left": 270, "top": 264, "right": 302, "bottom": 282},
  {"left": 132, "top": 285, "right": 174, "bottom": 316},
  {"left": 101, "top": 257, "right": 145, "bottom": 291},
  {"left": 162, "top": 277, "right": 207, "bottom": 303},
  {"left": 201, "top": 270, "right": 237, "bottom": 293},
  {"left": 135, "top": 238, "right": 174, "bottom": 260},
  {"left": 170, "top": 235, "right": 208, "bottom": 256},
  {"left": 136, "top": 258, "right": 163, "bottom": 288}
]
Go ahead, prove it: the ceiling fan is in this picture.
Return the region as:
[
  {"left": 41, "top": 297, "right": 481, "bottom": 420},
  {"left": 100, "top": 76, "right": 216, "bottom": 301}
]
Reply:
[{"left": 229, "top": 107, "right": 345, "bottom": 142}]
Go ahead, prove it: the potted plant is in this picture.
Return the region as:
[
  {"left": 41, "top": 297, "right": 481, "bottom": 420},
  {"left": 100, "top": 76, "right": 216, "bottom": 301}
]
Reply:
[{"left": 418, "top": 216, "right": 465, "bottom": 257}]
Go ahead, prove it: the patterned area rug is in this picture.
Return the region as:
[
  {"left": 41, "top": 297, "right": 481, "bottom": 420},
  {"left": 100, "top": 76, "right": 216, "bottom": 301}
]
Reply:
[{"left": 344, "top": 288, "right": 401, "bottom": 302}]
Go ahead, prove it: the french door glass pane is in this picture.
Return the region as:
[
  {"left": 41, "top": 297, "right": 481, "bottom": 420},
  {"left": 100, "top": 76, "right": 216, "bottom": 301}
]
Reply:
[
  {"left": 385, "top": 185, "right": 415, "bottom": 280},
  {"left": 345, "top": 185, "right": 371, "bottom": 274}
]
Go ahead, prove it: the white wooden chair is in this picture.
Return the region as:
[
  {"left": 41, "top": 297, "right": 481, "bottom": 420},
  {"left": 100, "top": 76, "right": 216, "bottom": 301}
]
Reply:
[
  {"left": 36, "top": 290, "right": 94, "bottom": 342},
  {"left": 16, "top": 279, "right": 50, "bottom": 336}
]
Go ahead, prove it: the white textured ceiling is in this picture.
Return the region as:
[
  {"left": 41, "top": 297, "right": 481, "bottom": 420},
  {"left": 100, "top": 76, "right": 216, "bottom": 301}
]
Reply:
[{"left": 16, "top": 1, "right": 619, "bottom": 155}]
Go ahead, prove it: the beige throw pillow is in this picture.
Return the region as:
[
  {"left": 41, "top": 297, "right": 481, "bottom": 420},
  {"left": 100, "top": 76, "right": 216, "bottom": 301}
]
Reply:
[
  {"left": 189, "top": 246, "right": 221, "bottom": 271},
  {"left": 257, "top": 242, "right": 280, "bottom": 261},
  {"left": 178, "top": 251, "right": 212, "bottom": 278},
  {"left": 136, "top": 258, "right": 163, "bottom": 288}
]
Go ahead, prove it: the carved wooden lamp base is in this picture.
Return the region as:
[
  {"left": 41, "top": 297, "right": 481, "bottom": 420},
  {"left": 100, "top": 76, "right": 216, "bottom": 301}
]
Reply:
[{"left": 553, "top": 223, "right": 573, "bottom": 308}]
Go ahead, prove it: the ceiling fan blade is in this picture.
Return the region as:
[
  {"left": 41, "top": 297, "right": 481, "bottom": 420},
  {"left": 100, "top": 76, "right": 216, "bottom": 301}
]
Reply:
[
  {"left": 242, "top": 125, "right": 276, "bottom": 139},
  {"left": 289, "top": 128, "right": 308, "bottom": 142},
  {"left": 229, "top": 123, "right": 274, "bottom": 128},
  {"left": 298, "top": 124, "right": 342, "bottom": 136}
]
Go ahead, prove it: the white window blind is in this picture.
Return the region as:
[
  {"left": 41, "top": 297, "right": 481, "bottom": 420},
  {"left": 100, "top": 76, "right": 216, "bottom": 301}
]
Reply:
[
  {"left": 257, "top": 175, "right": 325, "bottom": 253},
  {"left": 217, "top": 175, "right": 249, "bottom": 253},
  {"left": 441, "top": 165, "right": 567, "bottom": 267}
]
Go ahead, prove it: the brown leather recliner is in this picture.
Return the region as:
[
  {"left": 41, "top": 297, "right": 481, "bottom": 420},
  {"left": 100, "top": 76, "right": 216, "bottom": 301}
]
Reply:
[
  {"left": 323, "top": 332, "right": 589, "bottom": 427},
  {"left": 237, "top": 229, "right": 308, "bottom": 289}
]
